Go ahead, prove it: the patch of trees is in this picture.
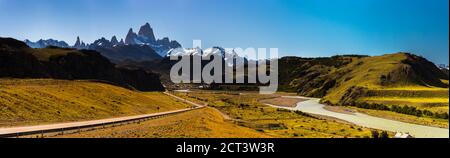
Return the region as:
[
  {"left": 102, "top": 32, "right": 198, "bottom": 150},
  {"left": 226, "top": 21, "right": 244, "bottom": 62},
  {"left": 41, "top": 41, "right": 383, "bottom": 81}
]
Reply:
[
  {"left": 348, "top": 102, "right": 449, "bottom": 119},
  {"left": 276, "top": 108, "right": 291, "bottom": 112},
  {"left": 275, "top": 108, "right": 318, "bottom": 119},
  {"left": 293, "top": 110, "right": 318, "bottom": 119},
  {"left": 238, "top": 103, "right": 251, "bottom": 109}
]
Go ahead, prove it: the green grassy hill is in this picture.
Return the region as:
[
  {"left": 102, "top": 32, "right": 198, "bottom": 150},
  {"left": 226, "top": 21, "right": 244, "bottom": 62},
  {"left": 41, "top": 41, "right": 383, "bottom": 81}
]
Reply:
[
  {"left": 322, "top": 53, "right": 446, "bottom": 101},
  {"left": 279, "top": 53, "right": 449, "bottom": 116}
]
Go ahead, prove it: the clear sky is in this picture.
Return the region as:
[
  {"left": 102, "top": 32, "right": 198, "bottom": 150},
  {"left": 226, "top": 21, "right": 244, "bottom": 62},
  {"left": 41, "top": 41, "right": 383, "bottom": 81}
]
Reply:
[{"left": 0, "top": 0, "right": 448, "bottom": 64}]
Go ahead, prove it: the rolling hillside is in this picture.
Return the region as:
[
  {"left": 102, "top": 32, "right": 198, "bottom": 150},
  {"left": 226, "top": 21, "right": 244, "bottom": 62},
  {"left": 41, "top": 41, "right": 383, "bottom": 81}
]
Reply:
[
  {"left": 278, "top": 53, "right": 449, "bottom": 116},
  {"left": 0, "top": 79, "right": 189, "bottom": 127}
]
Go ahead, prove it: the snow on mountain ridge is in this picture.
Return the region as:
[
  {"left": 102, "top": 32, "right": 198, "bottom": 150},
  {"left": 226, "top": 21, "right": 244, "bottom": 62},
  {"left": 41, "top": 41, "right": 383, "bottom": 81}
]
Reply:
[
  {"left": 167, "top": 47, "right": 247, "bottom": 67},
  {"left": 24, "top": 39, "right": 70, "bottom": 48}
]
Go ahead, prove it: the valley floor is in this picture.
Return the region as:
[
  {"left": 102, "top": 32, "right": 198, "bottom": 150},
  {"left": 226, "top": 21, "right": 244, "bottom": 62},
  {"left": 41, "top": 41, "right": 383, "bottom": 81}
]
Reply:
[
  {"left": 56, "top": 107, "right": 270, "bottom": 138},
  {"left": 170, "top": 91, "right": 376, "bottom": 138},
  {"left": 2, "top": 79, "right": 447, "bottom": 138}
]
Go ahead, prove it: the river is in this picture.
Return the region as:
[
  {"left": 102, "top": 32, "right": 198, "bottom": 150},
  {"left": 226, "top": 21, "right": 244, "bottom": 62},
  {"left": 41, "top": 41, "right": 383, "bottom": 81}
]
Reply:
[{"left": 267, "top": 96, "right": 449, "bottom": 138}]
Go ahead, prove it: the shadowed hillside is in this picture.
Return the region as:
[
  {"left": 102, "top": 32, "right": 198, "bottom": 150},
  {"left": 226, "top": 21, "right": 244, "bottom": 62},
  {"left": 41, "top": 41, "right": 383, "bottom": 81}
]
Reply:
[
  {"left": 92, "top": 44, "right": 162, "bottom": 63},
  {"left": 0, "top": 37, "right": 164, "bottom": 91}
]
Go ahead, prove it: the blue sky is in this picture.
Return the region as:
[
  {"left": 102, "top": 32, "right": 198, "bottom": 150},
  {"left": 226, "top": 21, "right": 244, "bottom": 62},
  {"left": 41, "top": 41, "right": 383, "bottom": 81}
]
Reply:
[{"left": 0, "top": 0, "right": 448, "bottom": 64}]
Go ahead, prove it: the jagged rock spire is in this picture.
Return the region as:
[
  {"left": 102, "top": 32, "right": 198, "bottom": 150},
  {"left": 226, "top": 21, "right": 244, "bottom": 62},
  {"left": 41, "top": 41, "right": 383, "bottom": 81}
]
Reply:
[
  {"left": 138, "top": 22, "right": 156, "bottom": 42},
  {"left": 125, "top": 28, "right": 138, "bottom": 45},
  {"left": 119, "top": 38, "right": 124, "bottom": 45},
  {"left": 74, "top": 36, "right": 81, "bottom": 47},
  {"left": 111, "top": 36, "right": 119, "bottom": 45}
]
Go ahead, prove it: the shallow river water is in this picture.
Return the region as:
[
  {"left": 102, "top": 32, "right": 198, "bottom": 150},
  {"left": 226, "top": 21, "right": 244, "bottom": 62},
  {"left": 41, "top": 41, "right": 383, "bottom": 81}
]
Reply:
[{"left": 268, "top": 96, "right": 449, "bottom": 138}]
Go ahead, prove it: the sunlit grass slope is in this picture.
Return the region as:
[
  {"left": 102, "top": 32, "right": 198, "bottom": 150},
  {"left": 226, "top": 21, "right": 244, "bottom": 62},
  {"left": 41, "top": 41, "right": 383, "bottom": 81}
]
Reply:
[
  {"left": 357, "top": 87, "right": 449, "bottom": 113},
  {"left": 323, "top": 54, "right": 445, "bottom": 102},
  {"left": 0, "top": 79, "right": 189, "bottom": 127},
  {"left": 319, "top": 53, "right": 448, "bottom": 113}
]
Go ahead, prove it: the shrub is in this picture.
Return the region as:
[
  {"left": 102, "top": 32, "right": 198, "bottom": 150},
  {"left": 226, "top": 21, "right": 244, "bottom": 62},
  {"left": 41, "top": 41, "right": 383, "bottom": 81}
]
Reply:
[
  {"left": 371, "top": 130, "right": 379, "bottom": 138},
  {"left": 380, "top": 131, "right": 389, "bottom": 138}
]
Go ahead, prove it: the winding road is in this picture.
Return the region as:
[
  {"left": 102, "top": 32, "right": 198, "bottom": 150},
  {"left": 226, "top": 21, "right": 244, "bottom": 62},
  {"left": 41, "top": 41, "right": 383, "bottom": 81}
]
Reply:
[{"left": 266, "top": 96, "right": 449, "bottom": 138}]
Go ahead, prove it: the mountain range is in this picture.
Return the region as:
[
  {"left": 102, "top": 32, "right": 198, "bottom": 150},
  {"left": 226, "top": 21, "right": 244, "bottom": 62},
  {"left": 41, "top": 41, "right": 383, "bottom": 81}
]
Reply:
[
  {"left": 24, "top": 39, "right": 69, "bottom": 48},
  {"left": 24, "top": 23, "right": 181, "bottom": 62}
]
